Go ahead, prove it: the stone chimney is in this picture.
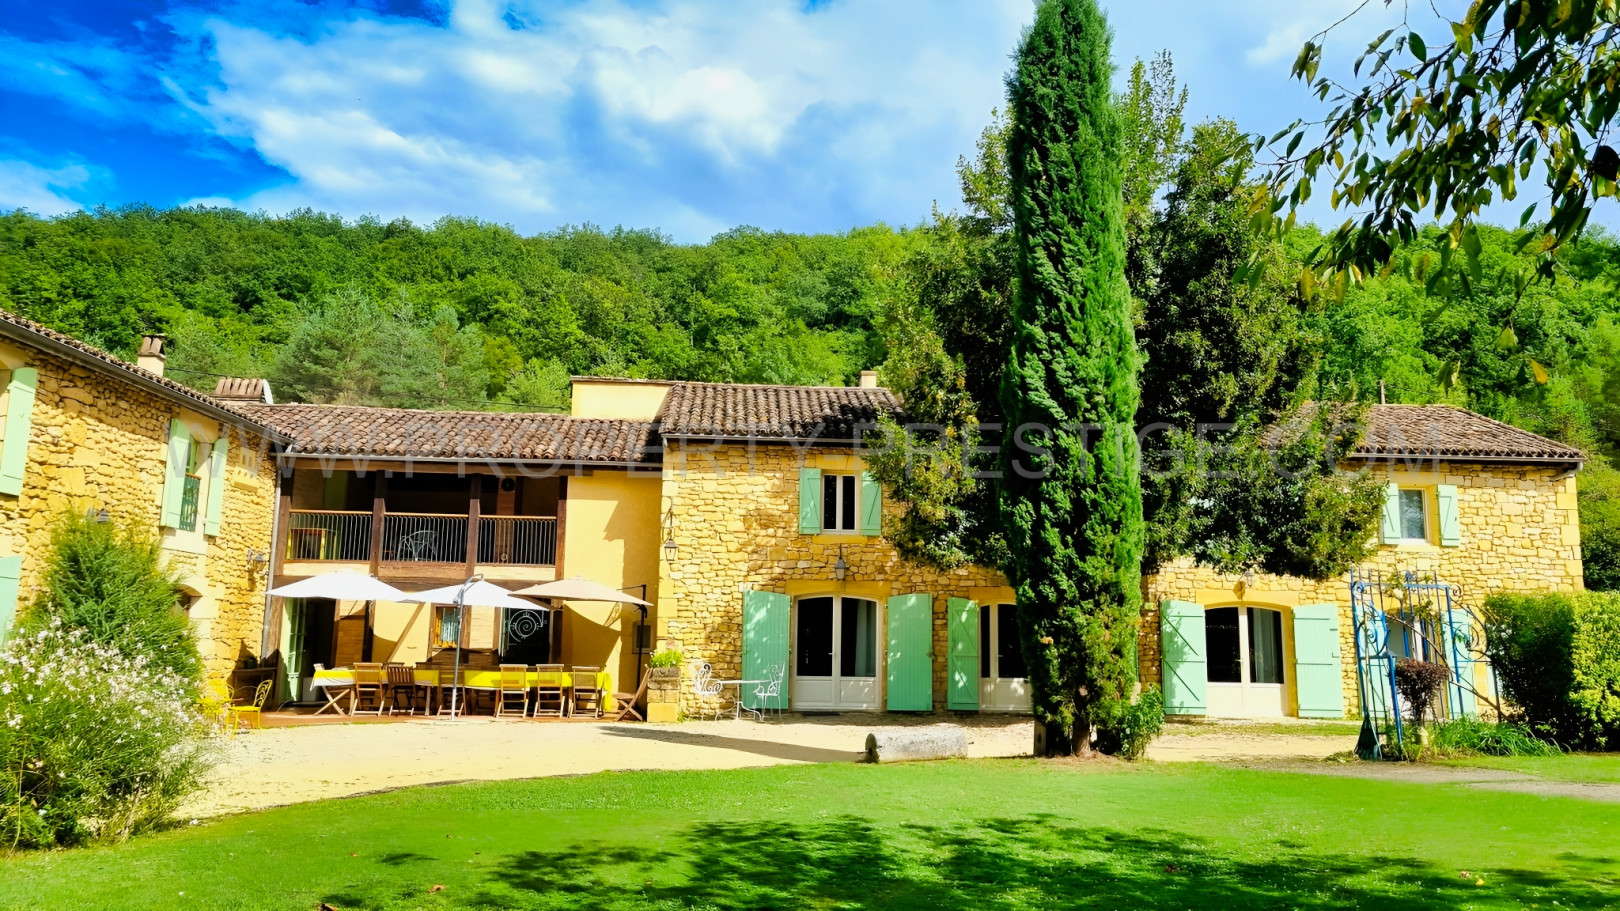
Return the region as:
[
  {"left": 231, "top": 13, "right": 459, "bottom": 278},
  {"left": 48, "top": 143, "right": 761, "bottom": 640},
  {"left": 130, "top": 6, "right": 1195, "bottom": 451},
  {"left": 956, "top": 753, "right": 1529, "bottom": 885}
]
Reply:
[
  {"left": 858, "top": 370, "right": 880, "bottom": 389},
  {"left": 136, "top": 335, "right": 167, "bottom": 377},
  {"left": 212, "top": 377, "right": 275, "bottom": 405}
]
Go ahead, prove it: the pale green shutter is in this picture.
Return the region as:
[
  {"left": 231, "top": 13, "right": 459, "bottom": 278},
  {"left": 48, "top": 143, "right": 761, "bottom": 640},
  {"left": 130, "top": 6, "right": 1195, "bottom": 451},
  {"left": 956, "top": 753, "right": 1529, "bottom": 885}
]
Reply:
[
  {"left": 1445, "top": 611, "right": 1477, "bottom": 719},
  {"left": 0, "top": 555, "right": 20, "bottom": 641},
  {"left": 1160, "top": 600, "right": 1206, "bottom": 715},
  {"left": 859, "top": 471, "right": 882, "bottom": 536},
  {"left": 742, "top": 590, "right": 790, "bottom": 711},
  {"left": 160, "top": 420, "right": 190, "bottom": 529},
  {"left": 0, "top": 368, "right": 38, "bottom": 496},
  {"left": 204, "top": 437, "right": 228, "bottom": 536},
  {"left": 798, "top": 468, "right": 822, "bottom": 534},
  {"left": 885, "top": 593, "right": 932, "bottom": 711},
  {"left": 1379, "top": 482, "right": 1401, "bottom": 544},
  {"left": 1293, "top": 604, "right": 1346, "bottom": 718},
  {"left": 946, "top": 598, "right": 980, "bottom": 710},
  {"left": 1436, "top": 484, "right": 1461, "bottom": 546}
]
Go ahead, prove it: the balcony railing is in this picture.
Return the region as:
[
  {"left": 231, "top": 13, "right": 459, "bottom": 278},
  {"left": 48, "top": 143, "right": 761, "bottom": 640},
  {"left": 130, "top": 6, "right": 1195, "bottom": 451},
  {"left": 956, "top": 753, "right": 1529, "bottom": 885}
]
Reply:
[
  {"left": 179, "top": 475, "right": 201, "bottom": 532},
  {"left": 287, "top": 510, "right": 373, "bottom": 561},
  {"left": 285, "top": 510, "right": 557, "bottom": 567},
  {"left": 478, "top": 516, "right": 558, "bottom": 566}
]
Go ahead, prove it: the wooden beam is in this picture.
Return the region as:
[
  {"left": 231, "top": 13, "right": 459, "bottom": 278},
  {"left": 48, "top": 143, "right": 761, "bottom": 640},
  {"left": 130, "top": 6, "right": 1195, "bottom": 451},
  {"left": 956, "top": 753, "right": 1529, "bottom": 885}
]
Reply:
[
  {"left": 554, "top": 476, "right": 568, "bottom": 574},
  {"left": 369, "top": 472, "right": 387, "bottom": 575},
  {"left": 465, "top": 474, "right": 482, "bottom": 576}
]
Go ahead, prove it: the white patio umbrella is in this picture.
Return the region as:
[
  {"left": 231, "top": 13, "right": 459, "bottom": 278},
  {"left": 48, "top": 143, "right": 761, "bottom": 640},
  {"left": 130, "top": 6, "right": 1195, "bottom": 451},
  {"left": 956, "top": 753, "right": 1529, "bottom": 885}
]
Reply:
[
  {"left": 269, "top": 573, "right": 413, "bottom": 687},
  {"left": 406, "top": 579, "right": 540, "bottom": 717},
  {"left": 512, "top": 577, "right": 651, "bottom": 605},
  {"left": 268, "top": 571, "right": 411, "bottom": 601}
]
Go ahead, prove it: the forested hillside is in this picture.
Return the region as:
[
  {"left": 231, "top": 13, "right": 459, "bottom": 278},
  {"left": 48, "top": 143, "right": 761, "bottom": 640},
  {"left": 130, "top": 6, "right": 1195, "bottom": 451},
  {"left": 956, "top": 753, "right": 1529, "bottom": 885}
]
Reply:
[{"left": 0, "top": 68, "right": 1616, "bottom": 587}]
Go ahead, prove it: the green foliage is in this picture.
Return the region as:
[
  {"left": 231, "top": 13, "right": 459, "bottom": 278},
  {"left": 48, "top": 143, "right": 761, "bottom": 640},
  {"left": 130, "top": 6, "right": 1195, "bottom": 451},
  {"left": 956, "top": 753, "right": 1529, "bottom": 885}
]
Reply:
[
  {"left": 1096, "top": 685, "right": 1164, "bottom": 761},
  {"left": 1481, "top": 590, "right": 1620, "bottom": 749},
  {"left": 0, "top": 621, "right": 214, "bottom": 848},
  {"left": 1421, "top": 720, "right": 1562, "bottom": 758},
  {"left": 503, "top": 357, "right": 573, "bottom": 413},
  {"left": 22, "top": 511, "right": 199, "bottom": 685},
  {"left": 1579, "top": 459, "right": 1620, "bottom": 591},
  {"left": 648, "top": 649, "right": 683, "bottom": 670},
  {"left": 1265, "top": 1, "right": 1620, "bottom": 286},
  {"left": 1000, "top": 0, "right": 1143, "bottom": 755}
]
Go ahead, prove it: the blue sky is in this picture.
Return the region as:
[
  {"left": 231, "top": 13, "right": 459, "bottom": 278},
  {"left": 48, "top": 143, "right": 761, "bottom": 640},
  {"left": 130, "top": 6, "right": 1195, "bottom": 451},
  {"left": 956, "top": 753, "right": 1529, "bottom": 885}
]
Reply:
[{"left": 1, "top": 0, "right": 1457, "bottom": 241}]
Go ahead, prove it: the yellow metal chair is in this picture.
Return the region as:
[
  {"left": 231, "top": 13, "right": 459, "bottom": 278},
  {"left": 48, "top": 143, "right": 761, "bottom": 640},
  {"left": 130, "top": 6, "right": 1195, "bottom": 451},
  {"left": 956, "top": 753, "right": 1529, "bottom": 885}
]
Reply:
[{"left": 227, "top": 679, "right": 273, "bottom": 735}]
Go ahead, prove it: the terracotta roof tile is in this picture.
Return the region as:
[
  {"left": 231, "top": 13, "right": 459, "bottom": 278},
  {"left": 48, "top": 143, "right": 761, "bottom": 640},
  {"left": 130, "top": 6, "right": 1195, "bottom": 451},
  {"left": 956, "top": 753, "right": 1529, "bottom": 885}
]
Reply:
[
  {"left": 1354, "top": 404, "right": 1584, "bottom": 463},
  {"left": 658, "top": 381, "right": 902, "bottom": 440},
  {"left": 0, "top": 309, "right": 268, "bottom": 427},
  {"left": 235, "top": 403, "right": 660, "bottom": 464}
]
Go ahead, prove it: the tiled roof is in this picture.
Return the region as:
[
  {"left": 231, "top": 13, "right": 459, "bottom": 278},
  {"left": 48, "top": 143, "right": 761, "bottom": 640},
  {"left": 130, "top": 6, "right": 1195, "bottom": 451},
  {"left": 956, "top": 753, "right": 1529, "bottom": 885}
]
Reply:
[
  {"left": 235, "top": 403, "right": 661, "bottom": 464},
  {"left": 1354, "top": 404, "right": 1585, "bottom": 463},
  {"left": 658, "top": 381, "right": 902, "bottom": 440},
  {"left": 0, "top": 309, "right": 269, "bottom": 427}
]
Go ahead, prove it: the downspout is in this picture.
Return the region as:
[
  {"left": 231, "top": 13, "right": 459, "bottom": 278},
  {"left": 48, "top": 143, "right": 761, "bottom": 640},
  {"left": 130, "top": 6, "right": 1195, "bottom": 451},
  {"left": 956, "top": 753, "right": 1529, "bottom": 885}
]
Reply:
[{"left": 260, "top": 445, "right": 285, "bottom": 697}]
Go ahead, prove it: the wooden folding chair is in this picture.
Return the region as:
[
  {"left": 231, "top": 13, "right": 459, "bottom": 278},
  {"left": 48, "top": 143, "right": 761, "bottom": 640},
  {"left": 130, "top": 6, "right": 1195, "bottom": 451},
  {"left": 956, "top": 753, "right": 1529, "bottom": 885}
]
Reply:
[
  {"left": 352, "top": 662, "right": 386, "bottom": 715},
  {"left": 385, "top": 663, "right": 419, "bottom": 715},
  {"left": 533, "top": 663, "right": 566, "bottom": 717},
  {"left": 609, "top": 668, "right": 649, "bottom": 722},
  {"left": 496, "top": 664, "right": 530, "bottom": 717},
  {"left": 570, "top": 666, "right": 604, "bottom": 718}
]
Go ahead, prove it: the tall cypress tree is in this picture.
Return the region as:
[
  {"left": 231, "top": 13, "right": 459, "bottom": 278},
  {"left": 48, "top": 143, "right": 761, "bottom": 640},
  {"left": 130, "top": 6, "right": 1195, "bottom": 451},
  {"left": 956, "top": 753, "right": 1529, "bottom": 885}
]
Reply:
[{"left": 1000, "top": 0, "right": 1144, "bottom": 756}]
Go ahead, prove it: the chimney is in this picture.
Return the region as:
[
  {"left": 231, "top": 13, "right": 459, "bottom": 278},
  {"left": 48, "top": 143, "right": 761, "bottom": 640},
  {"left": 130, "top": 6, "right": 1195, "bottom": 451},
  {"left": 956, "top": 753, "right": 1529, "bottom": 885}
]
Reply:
[
  {"left": 213, "top": 377, "right": 275, "bottom": 405},
  {"left": 137, "top": 335, "right": 167, "bottom": 377},
  {"left": 858, "top": 370, "right": 880, "bottom": 389}
]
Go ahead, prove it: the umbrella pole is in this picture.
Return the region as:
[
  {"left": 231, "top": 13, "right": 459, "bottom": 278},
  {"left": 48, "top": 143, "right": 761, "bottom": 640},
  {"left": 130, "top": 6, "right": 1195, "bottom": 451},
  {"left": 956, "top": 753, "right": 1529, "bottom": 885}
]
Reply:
[{"left": 451, "top": 596, "right": 464, "bottom": 718}]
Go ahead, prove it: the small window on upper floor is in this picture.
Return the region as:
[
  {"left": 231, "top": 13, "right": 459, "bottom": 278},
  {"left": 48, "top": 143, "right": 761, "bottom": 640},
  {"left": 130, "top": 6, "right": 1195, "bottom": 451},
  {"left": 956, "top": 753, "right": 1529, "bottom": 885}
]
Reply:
[
  {"left": 1398, "top": 488, "right": 1428, "bottom": 542},
  {"left": 821, "top": 472, "right": 858, "bottom": 532}
]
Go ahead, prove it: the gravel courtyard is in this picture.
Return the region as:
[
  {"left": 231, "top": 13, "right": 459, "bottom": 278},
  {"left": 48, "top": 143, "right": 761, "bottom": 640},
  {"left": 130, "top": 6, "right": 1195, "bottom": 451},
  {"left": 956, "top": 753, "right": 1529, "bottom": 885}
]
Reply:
[{"left": 183, "top": 715, "right": 1357, "bottom": 818}]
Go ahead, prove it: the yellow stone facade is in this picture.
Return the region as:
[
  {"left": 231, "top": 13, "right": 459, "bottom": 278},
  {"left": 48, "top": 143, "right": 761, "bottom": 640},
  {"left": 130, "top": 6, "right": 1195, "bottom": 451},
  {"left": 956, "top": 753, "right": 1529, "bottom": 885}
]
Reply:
[
  {"left": 0, "top": 338, "right": 277, "bottom": 685},
  {"left": 657, "top": 440, "right": 1007, "bottom": 716},
  {"left": 1139, "top": 460, "right": 1584, "bottom": 717},
  {"left": 657, "top": 439, "right": 1583, "bottom": 720}
]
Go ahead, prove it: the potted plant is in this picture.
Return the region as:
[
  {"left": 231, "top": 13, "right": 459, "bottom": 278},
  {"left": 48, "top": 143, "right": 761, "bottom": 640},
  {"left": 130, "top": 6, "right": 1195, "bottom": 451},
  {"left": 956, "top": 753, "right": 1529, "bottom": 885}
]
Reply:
[{"left": 646, "top": 648, "right": 684, "bottom": 722}]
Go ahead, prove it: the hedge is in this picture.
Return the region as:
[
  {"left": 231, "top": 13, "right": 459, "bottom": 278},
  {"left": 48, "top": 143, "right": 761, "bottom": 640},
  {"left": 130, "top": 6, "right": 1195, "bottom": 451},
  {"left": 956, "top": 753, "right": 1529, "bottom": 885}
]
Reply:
[{"left": 1481, "top": 591, "right": 1620, "bottom": 750}]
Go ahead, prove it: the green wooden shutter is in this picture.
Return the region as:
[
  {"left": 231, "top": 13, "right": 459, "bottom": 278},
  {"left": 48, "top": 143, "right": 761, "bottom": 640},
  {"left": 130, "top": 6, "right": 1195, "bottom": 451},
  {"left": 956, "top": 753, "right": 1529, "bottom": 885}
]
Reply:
[
  {"left": 1444, "top": 611, "right": 1477, "bottom": 719},
  {"left": 204, "top": 436, "right": 229, "bottom": 536},
  {"left": 1293, "top": 604, "right": 1346, "bottom": 719},
  {"left": 1160, "top": 600, "right": 1206, "bottom": 715},
  {"left": 160, "top": 420, "right": 190, "bottom": 529},
  {"left": 1436, "top": 484, "right": 1461, "bottom": 547},
  {"left": 859, "top": 471, "right": 883, "bottom": 536},
  {"left": 742, "top": 590, "right": 790, "bottom": 710},
  {"left": 1379, "top": 482, "right": 1401, "bottom": 544},
  {"left": 885, "top": 593, "right": 932, "bottom": 711},
  {"left": 0, "top": 368, "right": 38, "bottom": 497},
  {"left": 797, "top": 468, "right": 822, "bottom": 534},
  {"left": 946, "top": 597, "right": 980, "bottom": 710},
  {"left": 0, "top": 555, "right": 20, "bottom": 641}
]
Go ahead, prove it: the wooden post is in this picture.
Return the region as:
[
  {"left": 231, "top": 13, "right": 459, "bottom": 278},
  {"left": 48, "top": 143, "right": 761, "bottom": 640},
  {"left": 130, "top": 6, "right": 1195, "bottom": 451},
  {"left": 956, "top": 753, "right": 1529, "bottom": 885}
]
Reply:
[
  {"left": 369, "top": 472, "right": 387, "bottom": 575},
  {"left": 554, "top": 476, "right": 568, "bottom": 573},
  {"left": 466, "top": 474, "right": 482, "bottom": 575}
]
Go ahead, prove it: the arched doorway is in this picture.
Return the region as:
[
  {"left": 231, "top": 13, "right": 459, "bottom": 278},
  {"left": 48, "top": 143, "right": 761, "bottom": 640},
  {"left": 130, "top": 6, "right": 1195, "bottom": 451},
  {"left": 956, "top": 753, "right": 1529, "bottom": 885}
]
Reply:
[{"left": 1205, "top": 605, "right": 1287, "bottom": 717}]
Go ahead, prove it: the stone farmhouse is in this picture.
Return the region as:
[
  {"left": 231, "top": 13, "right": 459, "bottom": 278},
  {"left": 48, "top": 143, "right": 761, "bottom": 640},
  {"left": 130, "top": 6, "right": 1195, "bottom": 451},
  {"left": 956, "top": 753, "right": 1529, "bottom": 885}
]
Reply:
[{"left": 0, "top": 309, "right": 1589, "bottom": 721}]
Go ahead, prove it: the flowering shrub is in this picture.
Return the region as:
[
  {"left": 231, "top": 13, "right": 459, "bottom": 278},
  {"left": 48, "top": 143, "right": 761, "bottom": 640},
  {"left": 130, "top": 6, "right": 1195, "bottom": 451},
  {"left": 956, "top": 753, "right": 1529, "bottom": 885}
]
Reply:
[{"left": 0, "top": 621, "right": 215, "bottom": 848}]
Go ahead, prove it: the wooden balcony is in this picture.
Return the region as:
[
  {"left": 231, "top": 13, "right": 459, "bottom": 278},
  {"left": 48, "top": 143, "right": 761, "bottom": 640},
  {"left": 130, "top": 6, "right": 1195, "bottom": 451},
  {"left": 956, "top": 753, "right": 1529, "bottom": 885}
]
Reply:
[{"left": 286, "top": 509, "right": 557, "bottom": 567}]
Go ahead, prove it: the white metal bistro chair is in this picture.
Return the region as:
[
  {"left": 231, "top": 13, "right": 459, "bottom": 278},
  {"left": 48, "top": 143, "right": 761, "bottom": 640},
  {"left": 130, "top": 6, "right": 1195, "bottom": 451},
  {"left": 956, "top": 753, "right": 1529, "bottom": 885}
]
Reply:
[
  {"left": 693, "top": 662, "right": 725, "bottom": 721},
  {"left": 745, "top": 664, "right": 785, "bottom": 722}
]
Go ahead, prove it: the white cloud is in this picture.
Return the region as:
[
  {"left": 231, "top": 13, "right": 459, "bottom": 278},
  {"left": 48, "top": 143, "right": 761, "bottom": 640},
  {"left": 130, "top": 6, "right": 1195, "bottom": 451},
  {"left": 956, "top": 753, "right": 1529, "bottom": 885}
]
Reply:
[
  {"left": 0, "top": 160, "right": 90, "bottom": 215},
  {"left": 159, "top": 0, "right": 1029, "bottom": 237}
]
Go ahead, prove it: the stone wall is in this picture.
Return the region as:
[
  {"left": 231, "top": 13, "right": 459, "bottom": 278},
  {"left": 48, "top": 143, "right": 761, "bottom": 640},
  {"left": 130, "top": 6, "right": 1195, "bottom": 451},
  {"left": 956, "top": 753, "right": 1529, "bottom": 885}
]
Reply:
[
  {"left": 0, "top": 339, "right": 276, "bottom": 685},
  {"left": 659, "top": 443, "right": 1583, "bottom": 720},
  {"left": 657, "top": 441, "right": 1006, "bottom": 716},
  {"left": 1139, "top": 461, "right": 1584, "bottom": 716}
]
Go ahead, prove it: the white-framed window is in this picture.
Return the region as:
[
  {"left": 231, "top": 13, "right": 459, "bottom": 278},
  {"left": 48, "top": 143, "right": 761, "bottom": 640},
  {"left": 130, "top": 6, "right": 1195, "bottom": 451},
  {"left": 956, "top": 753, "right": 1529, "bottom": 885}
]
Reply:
[
  {"left": 821, "top": 472, "right": 858, "bottom": 532},
  {"left": 1398, "top": 488, "right": 1429, "bottom": 542}
]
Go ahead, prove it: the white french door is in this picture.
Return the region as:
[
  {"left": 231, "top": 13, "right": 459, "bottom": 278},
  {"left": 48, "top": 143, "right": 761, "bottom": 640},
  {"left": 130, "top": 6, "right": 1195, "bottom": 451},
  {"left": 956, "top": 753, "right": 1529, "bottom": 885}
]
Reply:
[
  {"left": 978, "top": 603, "right": 1031, "bottom": 712},
  {"left": 792, "top": 595, "right": 881, "bottom": 711},
  {"left": 1205, "top": 606, "right": 1287, "bottom": 717}
]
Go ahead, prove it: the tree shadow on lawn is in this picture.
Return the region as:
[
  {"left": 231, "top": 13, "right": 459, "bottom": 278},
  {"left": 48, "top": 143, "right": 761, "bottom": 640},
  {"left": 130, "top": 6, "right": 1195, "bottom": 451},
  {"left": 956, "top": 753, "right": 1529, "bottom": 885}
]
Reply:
[{"left": 316, "top": 813, "right": 1614, "bottom": 911}]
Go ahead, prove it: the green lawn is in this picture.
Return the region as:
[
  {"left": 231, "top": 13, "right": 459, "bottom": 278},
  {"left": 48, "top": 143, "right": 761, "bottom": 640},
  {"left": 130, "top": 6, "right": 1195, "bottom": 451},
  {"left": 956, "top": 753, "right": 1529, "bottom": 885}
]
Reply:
[
  {"left": 2, "top": 760, "right": 1616, "bottom": 910},
  {"left": 1439, "top": 753, "right": 1620, "bottom": 783}
]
